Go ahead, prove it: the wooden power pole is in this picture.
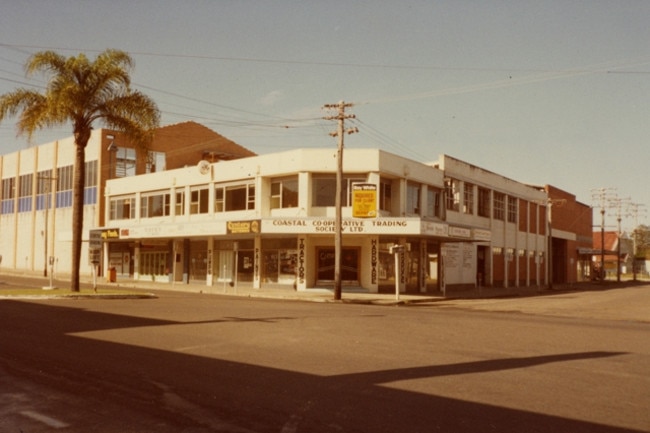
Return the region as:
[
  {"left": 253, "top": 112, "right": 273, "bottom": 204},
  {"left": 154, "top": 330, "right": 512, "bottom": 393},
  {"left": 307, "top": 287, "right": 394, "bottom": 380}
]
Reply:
[{"left": 323, "top": 101, "right": 357, "bottom": 300}]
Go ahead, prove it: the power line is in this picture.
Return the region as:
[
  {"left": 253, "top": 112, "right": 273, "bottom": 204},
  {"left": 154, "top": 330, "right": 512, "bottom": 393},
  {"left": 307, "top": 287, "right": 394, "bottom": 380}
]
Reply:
[{"left": 0, "top": 42, "right": 592, "bottom": 73}]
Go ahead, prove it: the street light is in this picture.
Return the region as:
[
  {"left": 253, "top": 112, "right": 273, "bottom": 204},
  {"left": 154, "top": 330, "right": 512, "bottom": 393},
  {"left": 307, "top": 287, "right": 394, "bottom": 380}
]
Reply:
[{"left": 39, "top": 174, "right": 57, "bottom": 278}]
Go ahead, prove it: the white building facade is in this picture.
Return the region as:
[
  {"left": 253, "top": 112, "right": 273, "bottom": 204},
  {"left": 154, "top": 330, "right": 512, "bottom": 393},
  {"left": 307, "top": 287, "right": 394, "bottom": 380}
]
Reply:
[
  {"left": 1, "top": 128, "right": 554, "bottom": 294},
  {"left": 0, "top": 134, "right": 102, "bottom": 278},
  {"left": 434, "top": 155, "right": 548, "bottom": 288},
  {"left": 100, "top": 148, "right": 550, "bottom": 294}
]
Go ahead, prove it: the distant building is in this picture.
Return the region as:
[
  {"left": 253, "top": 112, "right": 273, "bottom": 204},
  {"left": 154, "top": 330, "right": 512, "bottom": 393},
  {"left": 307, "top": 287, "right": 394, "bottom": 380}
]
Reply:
[
  {"left": 592, "top": 230, "right": 633, "bottom": 279},
  {"left": 543, "top": 185, "right": 593, "bottom": 284}
]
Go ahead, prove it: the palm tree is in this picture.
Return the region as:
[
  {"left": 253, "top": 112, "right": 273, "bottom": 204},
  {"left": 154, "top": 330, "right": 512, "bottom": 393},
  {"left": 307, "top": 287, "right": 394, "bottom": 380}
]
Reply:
[{"left": 0, "top": 49, "right": 160, "bottom": 291}]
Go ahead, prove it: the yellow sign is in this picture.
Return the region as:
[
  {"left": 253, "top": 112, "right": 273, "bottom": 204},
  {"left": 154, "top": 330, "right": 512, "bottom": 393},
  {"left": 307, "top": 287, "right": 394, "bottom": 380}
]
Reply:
[
  {"left": 227, "top": 220, "right": 261, "bottom": 234},
  {"left": 352, "top": 183, "right": 377, "bottom": 218}
]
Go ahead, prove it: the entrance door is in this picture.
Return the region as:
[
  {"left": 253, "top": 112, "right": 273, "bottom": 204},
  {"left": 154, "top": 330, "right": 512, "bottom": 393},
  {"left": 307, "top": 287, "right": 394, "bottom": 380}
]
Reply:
[
  {"left": 477, "top": 245, "right": 488, "bottom": 287},
  {"left": 316, "top": 247, "right": 359, "bottom": 285}
]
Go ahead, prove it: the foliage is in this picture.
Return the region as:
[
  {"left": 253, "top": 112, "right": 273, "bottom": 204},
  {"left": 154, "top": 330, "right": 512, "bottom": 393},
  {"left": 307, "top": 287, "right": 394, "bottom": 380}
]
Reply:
[
  {"left": 633, "top": 225, "right": 650, "bottom": 258},
  {"left": 0, "top": 49, "right": 160, "bottom": 291}
]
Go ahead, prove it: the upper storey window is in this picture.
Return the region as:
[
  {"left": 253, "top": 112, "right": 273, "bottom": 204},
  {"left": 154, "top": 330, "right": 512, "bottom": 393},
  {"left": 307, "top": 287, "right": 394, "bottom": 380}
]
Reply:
[
  {"left": 406, "top": 181, "right": 421, "bottom": 215},
  {"left": 215, "top": 183, "right": 255, "bottom": 212},
  {"left": 312, "top": 174, "right": 366, "bottom": 207},
  {"left": 445, "top": 178, "right": 460, "bottom": 212},
  {"left": 493, "top": 192, "right": 505, "bottom": 220},
  {"left": 271, "top": 176, "right": 298, "bottom": 209}
]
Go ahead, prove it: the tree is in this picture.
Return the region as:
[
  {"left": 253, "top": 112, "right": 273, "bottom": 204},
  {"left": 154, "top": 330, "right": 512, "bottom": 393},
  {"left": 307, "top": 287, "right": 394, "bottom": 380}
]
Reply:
[
  {"left": 0, "top": 49, "right": 160, "bottom": 291},
  {"left": 634, "top": 224, "right": 650, "bottom": 257}
]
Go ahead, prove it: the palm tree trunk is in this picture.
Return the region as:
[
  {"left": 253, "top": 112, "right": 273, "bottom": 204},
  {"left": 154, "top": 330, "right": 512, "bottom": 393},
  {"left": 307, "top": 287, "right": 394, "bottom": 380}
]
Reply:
[{"left": 71, "top": 141, "right": 87, "bottom": 292}]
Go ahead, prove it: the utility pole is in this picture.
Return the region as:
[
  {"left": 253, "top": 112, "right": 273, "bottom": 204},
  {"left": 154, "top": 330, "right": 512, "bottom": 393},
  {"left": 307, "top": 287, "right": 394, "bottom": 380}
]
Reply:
[
  {"left": 323, "top": 101, "right": 357, "bottom": 300},
  {"left": 609, "top": 196, "right": 630, "bottom": 282},
  {"left": 591, "top": 188, "right": 616, "bottom": 282},
  {"left": 38, "top": 173, "right": 57, "bottom": 278},
  {"left": 626, "top": 202, "right": 647, "bottom": 281},
  {"left": 534, "top": 196, "right": 566, "bottom": 290}
]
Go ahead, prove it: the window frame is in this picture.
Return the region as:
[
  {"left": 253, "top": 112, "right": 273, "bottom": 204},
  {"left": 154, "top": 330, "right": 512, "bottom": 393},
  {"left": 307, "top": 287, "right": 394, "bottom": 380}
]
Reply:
[
  {"left": 406, "top": 181, "right": 421, "bottom": 215},
  {"left": 190, "top": 186, "right": 210, "bottom": 214},
  {"left": 214, "top": 181, "right": 255, "bottom": 212},
  {"left": 478, "top": 187, "right": 490, "bottom": 218},
  {"left": 141, "top": 191, "right": 172, "bottom": 218},
  {"left": 109, "top": 196, "right": 136, "bottom": 220},
  {"left": 507, "top": 196, "right": 518, "bottom": 223},
  {"left": 463, "top": 182, "right": 474, "bottom": 214},
  {"left": 493, "top": 192, "right": 505, "bottom": 221},
  {"left": 426, "top": 186, "right": 441, "bottom": 218},
  {"left": 379, "top": 178, "right": 392, "bottom": 212},
  {"left": 312, "top": 174, "right": 366, "bottom": 207},
  {"left": 445, "top": 178, "right": 460, "bottom": 212},
  {"left": 270, "top": 176, "right": 299, "bottom": 209}
]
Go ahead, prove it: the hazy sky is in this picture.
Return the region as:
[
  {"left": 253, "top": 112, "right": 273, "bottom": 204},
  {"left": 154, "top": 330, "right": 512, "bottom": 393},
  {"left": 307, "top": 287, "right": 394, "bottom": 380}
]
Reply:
[{"left": 1, "top": 0, "right": 648, "bottom": 229}]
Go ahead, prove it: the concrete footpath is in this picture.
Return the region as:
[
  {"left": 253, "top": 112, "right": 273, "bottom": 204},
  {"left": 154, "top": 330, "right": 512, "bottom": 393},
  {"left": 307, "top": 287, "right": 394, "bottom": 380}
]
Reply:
[
  {"left": 2, "top": 272, "right": 649, "bottom": 323},
  {"left": 1, "top": 270, "right": 564, "bottom": 304}
]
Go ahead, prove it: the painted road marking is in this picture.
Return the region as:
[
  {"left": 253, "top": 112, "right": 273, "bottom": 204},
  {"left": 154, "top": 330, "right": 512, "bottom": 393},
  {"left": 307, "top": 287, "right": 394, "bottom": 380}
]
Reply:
[{"left": 20, "top": 410, "right": 70, "bottom": 429}]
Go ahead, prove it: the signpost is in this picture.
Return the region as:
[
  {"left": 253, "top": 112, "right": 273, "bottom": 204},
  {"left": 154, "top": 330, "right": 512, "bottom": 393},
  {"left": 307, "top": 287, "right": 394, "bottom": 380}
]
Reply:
[
  {"left": 43, "top": 256, "right": 56, "bottom": 290},
  {"left": 89, "top": 230, "right": 102, "bottom": 292},
  {"left": 389, "top": 244, "right": 404, "bottom": 301}
]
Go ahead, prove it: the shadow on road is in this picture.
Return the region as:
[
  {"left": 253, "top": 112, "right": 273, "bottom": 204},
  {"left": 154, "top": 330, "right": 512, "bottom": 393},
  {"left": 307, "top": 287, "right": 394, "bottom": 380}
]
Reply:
[{"left": 0, "top": 299, "right": 640, "bottom": 433}]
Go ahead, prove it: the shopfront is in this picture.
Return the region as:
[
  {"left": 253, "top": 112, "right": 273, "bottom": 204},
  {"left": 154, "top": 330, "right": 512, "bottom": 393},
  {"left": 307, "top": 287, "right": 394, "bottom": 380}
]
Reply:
[{"left": 102, "top": 216, "right": 483, "bottom": 293}]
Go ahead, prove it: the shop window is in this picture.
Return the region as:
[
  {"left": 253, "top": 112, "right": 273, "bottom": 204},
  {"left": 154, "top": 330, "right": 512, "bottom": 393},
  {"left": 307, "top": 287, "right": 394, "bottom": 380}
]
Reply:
[
  {"left": 262, "top": 250, "right": 297, "bottom": 284},
  {"left": 140, "top": 251, "right": 168, "bottom": 277}
]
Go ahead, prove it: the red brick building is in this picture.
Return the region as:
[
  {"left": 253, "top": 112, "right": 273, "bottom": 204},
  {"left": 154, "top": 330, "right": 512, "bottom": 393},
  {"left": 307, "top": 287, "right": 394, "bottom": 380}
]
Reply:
[{"left": 544, "top": 185, "right": 593, "bottom": 284}]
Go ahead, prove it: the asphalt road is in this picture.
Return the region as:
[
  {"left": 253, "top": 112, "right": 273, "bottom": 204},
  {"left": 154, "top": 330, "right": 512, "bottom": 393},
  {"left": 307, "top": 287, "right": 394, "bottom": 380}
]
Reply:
[{"left": 1, "top": 286, "right": 649, "bottom": 433}]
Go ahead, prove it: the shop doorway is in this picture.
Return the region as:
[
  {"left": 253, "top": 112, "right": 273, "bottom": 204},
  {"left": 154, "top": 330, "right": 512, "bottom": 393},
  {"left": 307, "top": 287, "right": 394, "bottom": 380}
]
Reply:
[{"left": 316, "top": 247, "right": 359, "bottom": 285}]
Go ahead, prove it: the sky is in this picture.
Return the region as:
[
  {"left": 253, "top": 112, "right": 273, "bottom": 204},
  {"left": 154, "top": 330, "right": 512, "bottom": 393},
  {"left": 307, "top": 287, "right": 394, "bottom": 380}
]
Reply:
[{"left": 1, "top": 0, "right": 648, "bottom": 231}]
